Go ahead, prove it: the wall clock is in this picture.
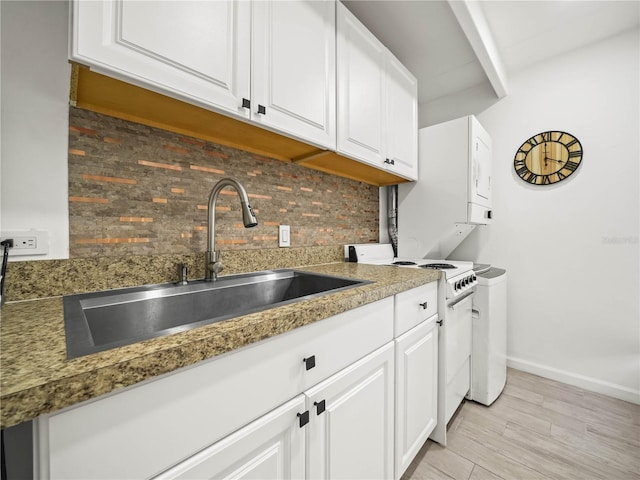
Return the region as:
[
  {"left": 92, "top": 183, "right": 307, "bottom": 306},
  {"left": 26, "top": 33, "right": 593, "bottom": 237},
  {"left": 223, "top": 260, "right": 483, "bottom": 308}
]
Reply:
[{"left": 514, "top": 131, "right": 583, "bottom": 185}]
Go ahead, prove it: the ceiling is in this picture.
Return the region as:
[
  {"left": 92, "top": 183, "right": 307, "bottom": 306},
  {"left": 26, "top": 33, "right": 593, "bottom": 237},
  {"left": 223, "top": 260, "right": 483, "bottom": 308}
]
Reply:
[{"left": 343, "top": 0, "right": 640, "bottom": 106}]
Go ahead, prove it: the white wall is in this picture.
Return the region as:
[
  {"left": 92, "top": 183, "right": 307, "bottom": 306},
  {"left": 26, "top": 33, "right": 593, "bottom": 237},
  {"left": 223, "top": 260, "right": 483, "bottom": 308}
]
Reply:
[
  {"left": 450, "top": 28, "right": 640, "bottom": 403},
  {"left": 0, "top": 1, "right": 70, "bottom": 260}
]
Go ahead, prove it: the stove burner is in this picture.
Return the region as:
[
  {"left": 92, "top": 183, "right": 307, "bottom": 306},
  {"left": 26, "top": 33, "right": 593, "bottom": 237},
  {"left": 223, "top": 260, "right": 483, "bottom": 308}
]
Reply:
[
  {"left": 392, "top": 261, "right": 417, "bottom": 266},
  {"left": 420, "top": 263, "right": 456, "bottom": 270}
]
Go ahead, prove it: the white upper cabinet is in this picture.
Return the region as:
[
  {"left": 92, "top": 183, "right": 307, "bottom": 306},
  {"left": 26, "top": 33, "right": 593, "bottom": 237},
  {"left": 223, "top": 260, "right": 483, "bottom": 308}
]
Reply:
[
  {"left": 70, "top": 0, "right": 251, "bottom": 118},
  {"left": 385, "top": 54, "right": 418, "bottom": 180},
  {"left": 336, "top": 2, "right": 386, "bottom": 167},
  {"left": 336, "top": 2, "right": 418, "bottom": 181},
  {"left": 71, "top": 0, "right": 336, "bottom": 149},
  {"left": 71, "top": 0, "right": 418, "bottom": 182},
  {"left": 252, "top": 0, "right": 336, "bottom": 148}
]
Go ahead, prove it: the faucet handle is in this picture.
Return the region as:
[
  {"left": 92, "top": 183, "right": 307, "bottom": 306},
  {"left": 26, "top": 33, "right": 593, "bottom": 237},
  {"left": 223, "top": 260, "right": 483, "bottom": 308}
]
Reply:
[
  {"left": 208, "top": 250, "right": 224, "bottom": 278},
  {"left": 177, "top": 263, "right": 188, "bottom": 285},
  {"left": 211, "top": 251, "right": 224, "bottom": 275}
]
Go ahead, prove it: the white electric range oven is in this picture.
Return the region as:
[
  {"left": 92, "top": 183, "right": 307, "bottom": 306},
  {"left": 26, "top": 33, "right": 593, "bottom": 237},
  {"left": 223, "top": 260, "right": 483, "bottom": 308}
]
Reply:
[{"left": 346, "top": 243, "right": 476, "bottom": 446}]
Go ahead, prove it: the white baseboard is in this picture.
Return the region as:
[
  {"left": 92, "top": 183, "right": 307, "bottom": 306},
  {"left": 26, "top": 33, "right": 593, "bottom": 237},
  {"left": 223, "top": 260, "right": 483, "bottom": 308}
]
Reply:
[{"left": 507, "top": 356, "right": 640, "bottom": 405}]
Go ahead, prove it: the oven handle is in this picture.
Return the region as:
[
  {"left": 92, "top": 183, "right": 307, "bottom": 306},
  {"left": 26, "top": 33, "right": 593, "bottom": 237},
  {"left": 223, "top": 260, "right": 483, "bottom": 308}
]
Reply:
[{"left": 447, "top": 291, "right": 474, "bottom": 310}]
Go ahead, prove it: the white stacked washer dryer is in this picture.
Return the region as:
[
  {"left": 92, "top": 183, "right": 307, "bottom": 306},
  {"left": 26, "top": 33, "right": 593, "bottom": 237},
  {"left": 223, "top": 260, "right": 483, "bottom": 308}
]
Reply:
[{"left": 394, "top": 115, "right": 502, "bottom": 445}]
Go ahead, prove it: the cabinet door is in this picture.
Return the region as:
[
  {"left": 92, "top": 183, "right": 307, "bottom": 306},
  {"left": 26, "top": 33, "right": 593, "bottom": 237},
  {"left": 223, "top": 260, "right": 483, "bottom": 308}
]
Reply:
[
  {"left": 336, "top": 2, "right": 386, "bottom": 167},
  {"left": 71, "top": 0, "right": 251, "bottom": 117},
  {"left": 252, "top": 0, "right": 336, "bottom": 149},
  {"left": 154, "top": 395, "right": 306, "bottom": 480},
  {"left": 385, "top": 54, "right": 418, "bottom": 181},
  {"left": 306, "top": 342, "right": 394, "bottom": 480},
  {"left": 394, "top": 318, "right": 438, "bottom": 479}
]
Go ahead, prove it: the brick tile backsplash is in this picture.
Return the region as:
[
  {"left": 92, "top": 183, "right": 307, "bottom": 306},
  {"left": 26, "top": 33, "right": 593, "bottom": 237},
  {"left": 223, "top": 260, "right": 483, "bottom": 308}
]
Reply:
[{"left": 68, "top": 108, "right": 379, "bottom": 258}]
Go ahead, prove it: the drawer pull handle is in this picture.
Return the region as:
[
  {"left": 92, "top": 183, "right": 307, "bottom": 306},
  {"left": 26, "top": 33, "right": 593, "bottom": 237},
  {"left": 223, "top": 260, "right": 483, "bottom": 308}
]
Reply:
[
  {"left": 297, "top": 411, "right": 309, "bottom": 427},
  {"left": 436, "top": 319, "right": 443, "bottom": 326},
  {"left": 314, "top": 400, "right": 326, "bottom": 415},
  {"left": 420, "top": 302, "right": 428, "bottom": 309},
  {"left": 303, "top": 355, "right": 316, "bottom": 370}
]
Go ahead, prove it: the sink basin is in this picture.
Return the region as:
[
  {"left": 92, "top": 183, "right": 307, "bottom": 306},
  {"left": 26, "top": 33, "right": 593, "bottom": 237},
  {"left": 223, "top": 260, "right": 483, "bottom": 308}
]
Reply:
[{"left": 63, "top": 269, "right": 370, "bottom": 359}]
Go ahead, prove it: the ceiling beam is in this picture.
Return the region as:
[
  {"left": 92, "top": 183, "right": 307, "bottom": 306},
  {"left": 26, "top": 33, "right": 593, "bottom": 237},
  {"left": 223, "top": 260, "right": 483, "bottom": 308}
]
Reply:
[{"left": 448, "top": 0, "right": 509, "bottom": 98}]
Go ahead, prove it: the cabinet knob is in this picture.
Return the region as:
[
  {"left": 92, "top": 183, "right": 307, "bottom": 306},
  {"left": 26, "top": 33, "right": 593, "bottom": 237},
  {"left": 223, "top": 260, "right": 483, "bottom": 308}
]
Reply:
[
  {"left": 257, "top": 104, "right": 266, "bottom": 115},
  {"left": 314, "top": 400, "right": 326, "bottom": 415},
  {"left": 436, "top": 319, "right": 443, "bottom": 326},
  {"left": 242, "top": 98, "right": 250, "bottom": 109},
  {"left": 303, "top": 355, "right": 316, "bottom": 370},
  {"left": 297, "top": 411, "right": 309, "bottom": 427},
  {"left": 419, "top": 302, "right": 428, "bottom": 309}
]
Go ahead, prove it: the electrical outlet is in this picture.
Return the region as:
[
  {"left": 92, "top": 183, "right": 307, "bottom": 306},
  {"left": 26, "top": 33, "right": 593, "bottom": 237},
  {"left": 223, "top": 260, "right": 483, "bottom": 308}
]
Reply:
[
  {"left": 13, "top": 236, "right": 37, "bottom": 249},
  {"left": 0, "top": 230, "right": 49, "bottom": 256}
]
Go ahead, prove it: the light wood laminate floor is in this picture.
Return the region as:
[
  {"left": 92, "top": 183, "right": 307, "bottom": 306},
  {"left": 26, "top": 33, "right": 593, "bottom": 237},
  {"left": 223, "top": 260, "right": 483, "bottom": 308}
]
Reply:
[{"left": 403, "top": 368, "right": 640, "bottom": 480}]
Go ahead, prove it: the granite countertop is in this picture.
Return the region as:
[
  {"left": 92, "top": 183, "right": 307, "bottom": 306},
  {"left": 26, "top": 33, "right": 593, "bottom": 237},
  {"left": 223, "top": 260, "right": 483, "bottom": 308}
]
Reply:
[{"left": 0, "top": 262, "right": 439, "bottom": 428}]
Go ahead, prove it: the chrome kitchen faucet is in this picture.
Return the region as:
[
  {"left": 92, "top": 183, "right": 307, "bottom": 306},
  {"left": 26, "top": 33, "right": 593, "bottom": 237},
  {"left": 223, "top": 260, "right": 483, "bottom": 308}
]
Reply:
[{"left": 205, "top": 178, "right": 258, "bottom": 281}]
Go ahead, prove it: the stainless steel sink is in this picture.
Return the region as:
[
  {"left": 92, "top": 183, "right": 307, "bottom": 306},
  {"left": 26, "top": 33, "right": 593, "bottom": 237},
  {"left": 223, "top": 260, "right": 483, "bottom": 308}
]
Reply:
[{"left": 63, "top": 269, "right": 370, "bottom": 359}]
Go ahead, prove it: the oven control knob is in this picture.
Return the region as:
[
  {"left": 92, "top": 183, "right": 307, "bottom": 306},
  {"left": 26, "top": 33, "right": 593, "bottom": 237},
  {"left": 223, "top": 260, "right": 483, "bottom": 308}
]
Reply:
[
  {"left": 463, "top": 277, "right": 469, "bottom": 286},
  {"left": 454, "top": 281, "right": 460, "bottom": 291}
]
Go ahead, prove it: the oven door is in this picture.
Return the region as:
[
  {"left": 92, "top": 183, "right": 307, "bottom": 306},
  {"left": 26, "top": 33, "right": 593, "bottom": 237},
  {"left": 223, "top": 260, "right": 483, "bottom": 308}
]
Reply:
[{"left": 444, "top": 291, "right": 473, "bottom": 422}]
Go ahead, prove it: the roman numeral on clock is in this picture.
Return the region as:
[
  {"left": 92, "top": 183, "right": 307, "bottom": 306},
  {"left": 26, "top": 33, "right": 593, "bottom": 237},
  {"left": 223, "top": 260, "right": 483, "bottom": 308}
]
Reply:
[
  {"left": 564, "top": 161, "right": 580, "bottom": 171},
  {"left": 568, "top": 151, "right": 582, "bottom": 158}
]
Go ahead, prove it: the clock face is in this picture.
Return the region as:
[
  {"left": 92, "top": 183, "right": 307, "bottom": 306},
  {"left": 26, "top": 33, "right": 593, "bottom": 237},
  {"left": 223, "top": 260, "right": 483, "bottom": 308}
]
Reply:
[{"left": 514, "top": 131, "right": 583, "bottom": 185}]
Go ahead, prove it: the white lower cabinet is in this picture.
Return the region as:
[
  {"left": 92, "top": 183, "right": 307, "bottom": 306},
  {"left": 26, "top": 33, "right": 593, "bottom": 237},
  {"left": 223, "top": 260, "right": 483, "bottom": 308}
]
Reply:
[
  {"left": 306, "top": 342, "right": 395, "bottom": 480},
  {"left": 35, "top": 283, "right": 439, "bottom": 479},
  {"left": 156, "top": 342, "right": 394, "bottom": 480},
  {"left": 394, "top": 317, "right": 438, "bottom": 479},
  {"left": 154, "top": 395, "right": 307, "bottom": 480}
]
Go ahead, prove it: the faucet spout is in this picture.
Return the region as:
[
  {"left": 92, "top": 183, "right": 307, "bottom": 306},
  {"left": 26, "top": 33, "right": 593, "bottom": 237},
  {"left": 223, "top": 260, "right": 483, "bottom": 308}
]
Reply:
[{"left": 206, "top": 178, "right": 258, "bottom": 281}]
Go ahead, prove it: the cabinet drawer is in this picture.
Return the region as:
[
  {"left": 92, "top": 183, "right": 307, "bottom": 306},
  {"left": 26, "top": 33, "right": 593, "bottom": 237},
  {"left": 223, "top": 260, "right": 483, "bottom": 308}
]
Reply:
[
  {"left": 394, "top": 282, "right": 437, "bottom": 336},
  {"left": 39, "top": 297, "right": 393, "bottom": 479}
]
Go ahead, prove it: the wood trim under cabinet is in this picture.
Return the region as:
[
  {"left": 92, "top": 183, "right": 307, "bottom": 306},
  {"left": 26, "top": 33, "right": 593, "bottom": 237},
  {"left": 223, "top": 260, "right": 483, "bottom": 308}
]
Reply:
[{"left": 70, "top": 64, "right": 410, "bottom": 187}]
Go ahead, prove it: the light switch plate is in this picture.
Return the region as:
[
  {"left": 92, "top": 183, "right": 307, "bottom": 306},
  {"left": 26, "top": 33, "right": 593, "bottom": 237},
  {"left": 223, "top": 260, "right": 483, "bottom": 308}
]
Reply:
[{"left": 279, "top": 225, "right": 290, "bottom": 247}]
